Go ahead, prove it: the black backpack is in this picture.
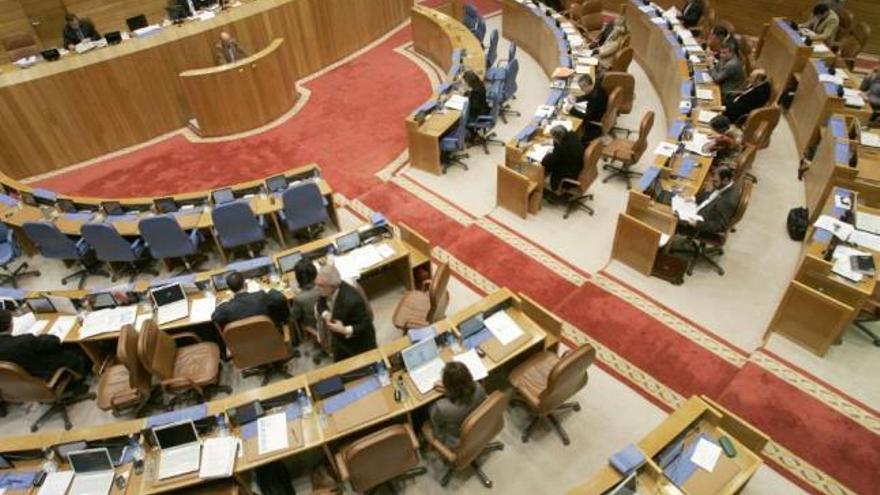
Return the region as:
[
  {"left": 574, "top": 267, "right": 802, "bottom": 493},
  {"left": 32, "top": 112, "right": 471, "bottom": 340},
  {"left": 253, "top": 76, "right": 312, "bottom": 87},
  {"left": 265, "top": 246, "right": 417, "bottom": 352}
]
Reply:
[{"left": 787, "top": 207, "right": 809, "bottom": 241}]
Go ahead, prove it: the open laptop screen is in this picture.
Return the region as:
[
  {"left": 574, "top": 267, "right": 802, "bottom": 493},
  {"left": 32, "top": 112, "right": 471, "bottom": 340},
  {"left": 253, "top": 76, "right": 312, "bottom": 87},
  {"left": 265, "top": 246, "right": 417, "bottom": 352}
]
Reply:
[
  {"left": 402, "top": 338, "right": 439, "bottom": 372},
  {"left": 154, "top": 421, "right": 199, "bottom": 450},
  {"left": 68, "top": 448, "right": 113, "bottom": 474},
  {"left": 335, "top": 232, "right": 360, "bottom": 253},
  {"left": 151, "top": 284, "right": 186, "bottom": 307}
]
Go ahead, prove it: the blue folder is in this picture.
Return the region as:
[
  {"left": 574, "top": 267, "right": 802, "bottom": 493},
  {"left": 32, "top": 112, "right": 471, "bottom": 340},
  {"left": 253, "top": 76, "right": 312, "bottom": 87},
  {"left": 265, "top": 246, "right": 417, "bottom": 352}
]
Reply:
[
  {"left": 830, "top": 118, "right": 846, "bottom": 138},
  {"left": 32, "top": 188, "right": 58, "bottom": 202},
  {"left": 664, "top": 433, "right": 719, "bottom": 487},
  {"left": 546, "top": 89, "right": 565, "bottom": 107},
  {"left": 680, "top": 81, "right": 694, "bottom": 98},
  {"left": 675, "top": 157, "right": 697, "bottom": 179},
  {"left": 638, "top": 166, "right": 661, "bottom": 191},
  {"left": 0, "top": 472, "right": 39, "bottom": 489},
  {"left": 463, "top": 327, "right": 493, "bottom": 350},
  {"left": 146, "top": 403, "right": 208, "bottom": 428},
  {"left": 323, "top": 376, "right": 383, "bottom": 415},
  {"left": 516, "top": 124, "right": 539, "bottom": 143},
  {"left": 560, "top": 55, "right": 571, "bottom": 68},
  {"left": 667, "top": 120, "right": 686, "bottom": 140},
  {"left": 409, "top": 325, "right": 437, "bottom": 343},
  {"left": 835, "top": 142, "right": 850, "bottom": 164},
  {"left": 0, "top": 288, "right": 25, "bottom": 300},
  {"left": 610, "top": 443, "right": 645, "bottom": 474}
]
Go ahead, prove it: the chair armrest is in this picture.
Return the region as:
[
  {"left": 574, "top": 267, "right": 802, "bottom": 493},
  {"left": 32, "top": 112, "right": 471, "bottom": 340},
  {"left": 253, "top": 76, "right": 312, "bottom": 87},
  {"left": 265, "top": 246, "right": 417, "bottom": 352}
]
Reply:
[
  {"left": 559, "top": 178, "right": 582, "bottom": 190},
  {"left": 421, "top": 423, "right": 457, "bottom": 463},
  {"left": 403, "top": 318, "right": 432, "bottom": 330},
  {"left": 258, "top": 215, "right": 267, "bottom": 229},
  {"left": 47, "top": 366, "right": 81, "bottom": 389},
  {"left": 161, "top": 377, "right": 198, "bottom": 393},
  {"left": 334, "top": 453, "right": 350, "bottom": 482},
  {"left": 110, "top": 390, "right": 143, "bottom": 409},
  {"left": 131, "top": 238, "right": 144, "bottom": 251},
  {"left": 404, "top": 423, "right": 420, "bottom": 450},
  {"left": 170, "top": 332, "right": 202, "bottom": 344}
]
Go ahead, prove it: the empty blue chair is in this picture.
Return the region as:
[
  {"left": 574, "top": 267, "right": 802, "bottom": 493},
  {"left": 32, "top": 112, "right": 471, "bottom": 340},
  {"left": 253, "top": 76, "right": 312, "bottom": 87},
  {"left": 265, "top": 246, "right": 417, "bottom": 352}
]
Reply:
[
  {"left": 212, "top": 200, "right": 266, "bottom": 259},
  {"left": 440, "top": 100, "right": 471, "bottom": 173},
  {"left": 463, "top": 4, "right": 479, "bottom": 31},
  {"left": 487, "top": 42, "right": 517, "bottom": 82},
  {"left": 485, "top": 29, "right": 499, "bottom": 71},
  {"left": 474, "top": 17, "right": 487, "bottom": 46},
  {"left": 498, "top": 58, "right": 521, "bottom": 123},
  {"left": 82, "top": 223, "right": 157, "bottom": 282},
  {"left": 0, "top": 223, "right": 39, "bottom": 288},
  {"left": 279, "top": 182, "right": 329, "bottom": 240},
  {"left": 22, "top": 221, "right": 108, "bottom": 288},
  {"left": 468, "top": 89, "right": 504, "bottom": 154},
  {"left": 139, "top": 216, "right": 205, "bottom": 273}
]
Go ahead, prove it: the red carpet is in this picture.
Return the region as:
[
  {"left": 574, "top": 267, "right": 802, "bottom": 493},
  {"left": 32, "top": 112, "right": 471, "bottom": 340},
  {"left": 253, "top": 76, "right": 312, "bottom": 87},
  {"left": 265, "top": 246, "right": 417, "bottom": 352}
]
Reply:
[{"left": 718, "top": 363, "right": 880, "bottom": 495}]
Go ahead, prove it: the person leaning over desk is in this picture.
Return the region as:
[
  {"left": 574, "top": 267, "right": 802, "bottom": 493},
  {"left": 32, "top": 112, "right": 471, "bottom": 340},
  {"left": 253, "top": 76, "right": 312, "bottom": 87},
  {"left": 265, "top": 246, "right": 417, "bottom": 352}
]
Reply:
[
  {"left": 211, "top": 271, "right": 290, "bottom": 333},
  {"left": 215, "top": 31, "right": 248, "bottom": 65},
  {"left": 0, "top": 309, "right": 91, "bottom": 381},
  {"left": 62, "top": 13, "right": 101, "bottom": 51},
  {"left": 723, "top": 69, "right": 771, "bottom": 125},
  {"left": 542, "top": 125, "right": 585, "bottom": 191},
  {"left": 678, "top": 166, "right": 741, "bottom": 235},
  {"left": 315, "top": 263, "right": 377, "bottom": 363},
  {"left": 429, "top": 361, "right": 487, "bottom": 447},
  {"left": 568, "top": 74, "right": 608, "bottom": 144}
]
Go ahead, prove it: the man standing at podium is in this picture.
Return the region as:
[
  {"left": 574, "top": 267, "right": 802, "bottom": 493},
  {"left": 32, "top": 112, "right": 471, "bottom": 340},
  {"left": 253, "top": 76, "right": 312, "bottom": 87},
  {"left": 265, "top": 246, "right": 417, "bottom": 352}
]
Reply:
[{"left": 215, "top": 31, "right": 248, "bottom": 65}]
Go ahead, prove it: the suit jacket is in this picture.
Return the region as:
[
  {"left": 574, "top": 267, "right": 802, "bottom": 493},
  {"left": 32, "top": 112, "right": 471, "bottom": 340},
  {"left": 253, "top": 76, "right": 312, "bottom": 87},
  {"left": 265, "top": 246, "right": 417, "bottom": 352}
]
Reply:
[
  {"left": 0, "top": 334, "right": 89, "bottom": 380},
  {"left": 696, "top": 184, "right": 741, "bottom": 234},
  {"left": 542, "top": 132, "right": 585, "bottom": 190},
  {"left": 62, "top": 19, "right": 100, "bottom": 48},
  {"left": 860, "top": 74, "right": 880, "bottom": 108},
  {"left": 467, "top": 85, "right": 490, "bottom": 123},
  {"left": 804, "top": 9, "right": 839, "bottom": 42},
  {"left": 570, "top": 86, "right": 607, "bottom": 124},
  {"left": 319, "top": 282, "right": 376, "bottom": 361},
  {"left": 214, "top": 39, "right": 248, "bottom": 65},
  {"left": 597, "top": 27, "right": 627, "bottom": 68},
  {"left": 212, "top": 289, "right": 290, "bottom": 331},
  {"left": 681, "top": 1, "right": 703, "bottom": 28},
  {"left": 709, "top": 56, "right": 745, "bottom": 98},
  {"left": 724, "top": 80, "right": 771, "bottom": 124}
]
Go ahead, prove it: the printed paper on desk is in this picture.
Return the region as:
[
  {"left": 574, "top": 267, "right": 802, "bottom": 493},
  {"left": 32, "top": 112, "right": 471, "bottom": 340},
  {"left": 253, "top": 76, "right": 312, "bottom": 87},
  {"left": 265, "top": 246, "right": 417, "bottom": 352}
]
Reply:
[
  {"left": 545, "top": 119, "right": 573, "bottom": 132},
  {"left": 48, "top": 316, "right": 77, "bottom": 342},
  {"left": 375, "top": 243, "right": 395, "bottom": 259},
  {"left": 849, "top": 230, "right": 880, "bottom": 252},
  {"left": 332, "top": 254, "right": 361, "bottom": 281},
  {"left": 814, "top": 214, "right": 854, "bottom": 240},
  {"left": 11, "top": 311, "right": 36, "bottom": 336},
  {"left": 526, "top": 144, "right": 553, "bottom": 162},
  {"left": 697, "top": 109, "right": 719, "bottom": 124},
  {"left": 199, "top": 436, "right": 237, "bottom": 479},
  {"left": 690, "top": 438, "right": 722, "bottom": 472},
  {"left": 37, "top": 471, "right": 74, "bottom": 495},
  {"left": 257, "top": 412, "right": 289, "bottom": 455},
  {"left": 812, "top": 42, "right": 831, "bottom": 54},
  {"left": 189, "top": 296, "right": 216, "bottom": 323},
  {"left": 695, "top": 88, "right": 714, "bottom": 101},
  {"left": 819, "top": 73, "right": 844, "bottom": 85},
  {"left": 453, "top": 349, "right": 489, "bottom": 380},
  {"left": 444, "top": 94, "right": 467, "bottom": 111},
  {"left": 483, "top": 310, "right": 524, "bottom": 346},
  {"left": 860, "top": 132, "right": 880, "bottom": 148},
  {"left": 654, "top": 142, "right": 678, "bottom": 157},
  {"left": 672, "top": 195, "right": 703, "bottom": 224}
]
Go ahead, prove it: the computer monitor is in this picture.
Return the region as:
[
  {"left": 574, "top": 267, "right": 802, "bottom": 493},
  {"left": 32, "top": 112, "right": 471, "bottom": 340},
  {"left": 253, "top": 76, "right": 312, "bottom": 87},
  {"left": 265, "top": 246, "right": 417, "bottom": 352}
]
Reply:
[
  {"left": 335, "top": 231, "right": 360, "bottom": 253},
  {"left": 152, "top": 421, "right": 200, "bottom": 450},
  {"left": 101, "top": 201, "right": 125, "bottom": 216},
  {"left": 313, "top": 376, "right": 345, "bottom": 400},
  {"left": 211, "top": 188, "right": 235, "bottom": 205},
  {"left": 150, "top": 284, "right": 186, "bottom": 308},
  {"left": 211, "top": 271, "right": 233, "bottom": 291},
  {"left": 277, "top": 252, "right": 303, "bottom": 274},
  {"left": 25, "top": 297, "right": 55, "bottom": 314},
  {"left": 104, "top": 31, "right": 122, "bottom": 45},
  {"left": 401, "top": 338, "right": 440, "bottom": 372},
  {"left": 90, "top": 292, "right": 118, "bottom": 310},
  {"left": 154, "top": 197, "right": 178, "bottom": 214},
  {"left": 56, "top": 198, "right": 77, "bottom": 213},
  {"left": 265, "top": 175, "right": 288, "bottom": 194},
  {"left": 126, "top": 14, "right": 148, "bottom": 32},
  {"left": 19, "top": 191, "right": 36, "bottom": 207}
]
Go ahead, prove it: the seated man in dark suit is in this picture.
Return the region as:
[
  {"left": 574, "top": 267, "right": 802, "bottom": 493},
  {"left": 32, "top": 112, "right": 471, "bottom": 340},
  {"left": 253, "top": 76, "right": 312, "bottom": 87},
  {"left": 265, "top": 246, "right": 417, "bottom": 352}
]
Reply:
[
  {"left": 724, "top": 69, "right": 772, "bottom": 125},
  {"left": 542, "top": 125, "right": 585, "bottom": 190},
  {"left": 0, "top": 310, "right": 90, "bottom": 380},
  {"left": 62, "top": 14, "right": 101, "bottom": 51},
  {"left": 568, "top": 74, "right": 607, "bottom": 144},
  {"left": 211, "top": 271, "right": 290, "bottom": 332},
  {"left": 315, "top": 264, "right": 377, "bottom": 362},
  {"left": 680, "top": 166, "right": 741, "bottom": 235},
  {"left": 679, "top": 0, "right": 704, "bottom": 28}
]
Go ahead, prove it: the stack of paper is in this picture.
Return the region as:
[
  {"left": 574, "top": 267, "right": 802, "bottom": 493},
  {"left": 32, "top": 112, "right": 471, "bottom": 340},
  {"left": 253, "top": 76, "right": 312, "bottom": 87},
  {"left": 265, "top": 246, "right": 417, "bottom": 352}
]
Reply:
[
  {"left": 257, "top": 412, "right": 289, "bottom": 455},
  {"left": 483, "top": 311, "right": 525, "bottom": 345},
  {"left": 333, "top": 244, "right": 395, "bottom": 281},
  {"left": 672, "top": 195, "right": 703, "bottom": 224},
  {"left": 189, "top": 296, "right": 216, "bottom": 323},
  {"left": 695, "top": 88, "right": 714, "bottom": 101},
  {"left": 12, "top": 312, "right": 42, "bottom": 336},
  {"left": 79, "top": 305, "right": 138, "bottom": 338},
  {"left": 814, "top": 214, "right": 854, "bottom": 240},
  {"left": 453, "top": 349, "right": 489, "bottom": 380},
  {"left": 697, "top": 109, "right": 719, "bottom": 124},
  {"left": 37, "top": 471, "right": 74, "bottom": 495},
  {"left": 48, "top": 316, "right": 78, "bottom": 342},
  {"left": 526, "top": 144, "right": 553, "bottom": 162},
  {"left": 654, "top": 142, "right": 678, "bottom": 157},
  {"left": 843, "top": 88, "right": 865, "bottom": 108},
  {"left": 690, "top": 438, "right": 722, "bottom": 472},
  {"left": 444, "top": 94, "right": 468, "bottom": 111},
  {"left": 199, "top": 436, "right": 237, "bottom": 479},
  {"left": 832, "top": 245, "right": 869, "bottom": 282},
  {"left": 812, "top": 42, "right": 831, "bottom": 54}
]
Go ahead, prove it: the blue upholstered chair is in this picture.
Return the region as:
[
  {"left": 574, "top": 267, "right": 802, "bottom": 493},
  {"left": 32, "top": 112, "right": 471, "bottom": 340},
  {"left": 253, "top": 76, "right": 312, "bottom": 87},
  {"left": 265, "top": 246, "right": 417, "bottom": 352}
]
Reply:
[
  {"left": 279, "top": 182, "right": 329, "bottom": 240},
  {"left": 0, "top": 223, "right": 39, "bottom": 288},
  {"left": 463, "top": 4, "right": 479, "bottom": 31},
  {"left": 467, "top": 89, "right": 504, "bottom": 154},
  {"left": 139, "top": 215, "right": 205, "bottom": 273},
  {"left": 485, "top": 29, "right": 499, "bottom": 71},
  {"left": 487, "top": 42, "right": 517, "bottom": 83},
  {"left": 211, "top": 200, "right": 266, "bottom": 259},
  {"left": 497, "top": 58, "right": 521, "bottom": 123},
  {"left": 22, "top": 221, "right": 108, "bottom": 288},
  {"left": 81, "top": 223, "right": 157, "bottom": 282},
  {"left": 474, "top": 17, "right": 487, "bottom": 46},
  {"left": 440, "top": 100, "right": 470, "bottom": 173}
]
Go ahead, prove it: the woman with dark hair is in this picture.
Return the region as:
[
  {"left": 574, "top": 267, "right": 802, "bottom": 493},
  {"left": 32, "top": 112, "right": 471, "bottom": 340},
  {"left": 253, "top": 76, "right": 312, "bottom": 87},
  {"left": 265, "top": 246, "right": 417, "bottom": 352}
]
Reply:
[
  {"left": 462, "top": 70, "right": 490, "bottom": 123},
  {"left": 429, "top": 361, "right": 487, "bottom": 447}
]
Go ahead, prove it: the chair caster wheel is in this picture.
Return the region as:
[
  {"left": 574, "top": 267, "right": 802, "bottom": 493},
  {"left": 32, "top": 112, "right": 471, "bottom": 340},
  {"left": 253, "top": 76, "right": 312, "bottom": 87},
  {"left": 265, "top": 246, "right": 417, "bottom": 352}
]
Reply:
[
  {"left": 34, "top": 271, "right": 41, "bottom": 276},
  {"left": 521, "top": 435, "right": 529, "bottom": 443},
  {"left": 64, "top": 421, "right": 72, "bottom": 430},
  {"left": 483, "top": 480, "right": 493, "bottom": 488},
  {"left": 30, "top": 425, "right": 38, "bottom": 432},
  {"left": 573, "top": 404, "right": 581, "bottom": 412},
  {"left": 562, "top": 438, "right": 571, "bottom": 446}
]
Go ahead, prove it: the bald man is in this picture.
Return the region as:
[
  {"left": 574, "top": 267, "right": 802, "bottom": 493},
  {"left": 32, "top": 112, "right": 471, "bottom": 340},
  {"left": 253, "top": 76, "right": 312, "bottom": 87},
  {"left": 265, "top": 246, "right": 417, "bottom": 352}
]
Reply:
[
  {"left": 315, "top": 264, "right": 376, "bottom": 362},
  {"left": 214, "top": 32, "right": 248, "bottom": 65},
  {"left": 723, "top": 69, "right": 772, "bottom": 124}
]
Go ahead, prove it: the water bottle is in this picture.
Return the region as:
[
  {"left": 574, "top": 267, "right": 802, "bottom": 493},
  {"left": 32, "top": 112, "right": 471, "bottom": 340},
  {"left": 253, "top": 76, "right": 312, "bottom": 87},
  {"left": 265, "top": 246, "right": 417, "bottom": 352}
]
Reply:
[
  {"left": 128, "top": 434, "right": 145, "bottom": 475},
  {"left": 376, "top": 361, "right": 390, "bottom": 387},
  {"left": 396, "top": 375, "right": 409, "bottom": 402},
  {"left": 41, "top": 448, "right": 58, "bottom": 473},
  {"left": 216, "top": 413, "right": 229, "bottom": 437},
  {"left": 298, "top": 390, "right": 313, "bottom": 418}
]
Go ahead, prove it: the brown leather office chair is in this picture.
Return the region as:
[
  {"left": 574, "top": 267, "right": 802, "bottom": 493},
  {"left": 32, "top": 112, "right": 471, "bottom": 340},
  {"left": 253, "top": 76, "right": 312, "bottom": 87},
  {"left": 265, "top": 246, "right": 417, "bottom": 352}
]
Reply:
[
  {"left": 602, "top": 72, "right": 635, "bottom": 115},
  {"left": 680, "top": 179, "right": 753, "bottom": 276},
  {"left": 545, "top": 140, "right": 602, "bottom": 218},
  {"left": 601, "top": 110, "right": 654, "bottom": 189},
  {"left": 834, "top": 21, "right": 870, "bottom": 71},
  {"left": 138, "top": 320, "right": 230, "bottom": 408},
  {"left": 3, "top": 33, "right": 39, "bottom": 63},
  {"left": 97, "top": 324, "right": 153, "bottom": 417},
  {"left": 335, "top": 423, "right": 426, "bottom": 493},
  {"left": 609, "top": 46, "right": 633, "bottom": 73},
  {"left": 596, "top": 86, "right": 623, "bottom": 140},
  {"left": 580, "top": 12, "right": 605, "bottom": 40},
  {"left": 851, "top": 283, "right": 880, "bottom": 347},
  {"left": 422, "top": 391, "right": 508, "bottom": 488},
  {"left": 392, "top": 262, "right": 451, "bottom": 331},
  {"left": 741, "top": 105, "right": 780, "bottom": 148},
  {"left": 836, "top": 8, "right": 855, "bottom": 40},
  {"left": 509, "top": 344, "right": 595, "bottom": 445},
  {"left": 579, "top": 0, "right": 602, "bottom": 15},
  {"left": 221, "top": 315, "right": 293, "bottom": 385},
  {"left": 732, "top": 143, "right": 758, "bottom": 185},
  {"left": 0, "top": 362, "right": 95, "bottom": 432}
]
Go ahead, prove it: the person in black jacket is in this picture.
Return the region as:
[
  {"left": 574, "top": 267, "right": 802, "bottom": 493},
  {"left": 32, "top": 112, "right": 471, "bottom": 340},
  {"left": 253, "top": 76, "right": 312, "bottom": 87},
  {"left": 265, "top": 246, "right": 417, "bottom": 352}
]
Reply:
[
  {"left": 463, "top": 70, "right": 490, "bottom": 124},
  {"left": 62, "top": 14, "right": 101, "bottom": 51},
  {"left": 568, "top": 74, "right": 608, "bottom": 144},
  {"left": 680, "top": 166, "right": 741, "bottom": 235},
  {"left": 542, "top": 126, "right": 585, "bottom": 190},
  {"left": 211, "top": 272, "right": 290, "bottom": 332},
  {"left": 679, "top": 0, "right": 704, "bottom": 29},
  {"left": 0, "top": 310, "right": 90, "bottom": 380},
  {"left": 315, "top": 264, "right": 377, "bottom": 362},
  {"left": 723, "top": 69, "right": 772, "bottom": 125}
]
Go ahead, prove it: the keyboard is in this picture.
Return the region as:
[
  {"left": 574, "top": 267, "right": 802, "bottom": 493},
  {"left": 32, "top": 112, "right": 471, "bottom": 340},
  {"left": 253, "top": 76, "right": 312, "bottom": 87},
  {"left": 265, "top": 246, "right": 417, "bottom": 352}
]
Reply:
[
  {"left": 410, "top": 359, "right": 445, "bottom": 394},
  {"left": 157, "top": 300, "right": 189, "bottom": 325},
  {"left": 69, "top": 471, "right": 115, "bottom": 495},
  {"left": 158, "top": 443, "right": 201, "bottom": 480}
]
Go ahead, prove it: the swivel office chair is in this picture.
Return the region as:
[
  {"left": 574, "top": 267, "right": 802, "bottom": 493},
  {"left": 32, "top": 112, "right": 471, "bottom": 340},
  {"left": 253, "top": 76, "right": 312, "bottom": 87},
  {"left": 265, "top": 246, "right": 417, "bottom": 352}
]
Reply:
[
  {"left": 211, "top": 200, "right": 267, "bottom": 260},
  {"left": 96, "top": 324, "right": 154, "bottom": 417},
  {"left": 440, "top": 101, "right": 471, "bottom": 173},
  {"left": 82, "top": 222, "right": 158, "bottom": 282},
  {"left": 0, "top": 223, "right": 39, "bottom": 287},
  {"left": 139, "top": 215, "right": 206, "bottom": 273},
  {"left": 220, "top": 316, "right": 294, "bottom": 385},
  {"left": 22, "top": 221, "right": 108, "bottom": 288},
  {"left": 392, "top": 262, "right": 451, "bottom": 331},
  {"left": 335, "top": 423, "right": 426, "bottom": 493},
  {"left": 0, "top": 362, "right": 95, "bottom": 432},
  {"left": 280, "top": 181, "right": 329, "bottom": 241}
]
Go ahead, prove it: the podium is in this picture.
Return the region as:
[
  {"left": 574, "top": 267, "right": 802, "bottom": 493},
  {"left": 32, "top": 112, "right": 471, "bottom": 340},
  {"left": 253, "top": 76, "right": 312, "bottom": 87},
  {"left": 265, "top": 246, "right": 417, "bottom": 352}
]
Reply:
[{"left": 179, "top": 38, "right": 298, "bottom": 137}]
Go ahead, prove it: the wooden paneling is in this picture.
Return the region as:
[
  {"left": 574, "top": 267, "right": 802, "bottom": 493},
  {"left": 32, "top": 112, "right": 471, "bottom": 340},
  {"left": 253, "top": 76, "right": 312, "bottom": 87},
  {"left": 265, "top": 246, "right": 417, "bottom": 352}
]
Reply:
[
  {"left": 0, "top": 0, "right": 36, "bottom": 61},
  {"left": 0, "top": 0, "right": 411, "bottom": 179},
  {"left": 20, "top": 0, "right": 65, "bottom": 47}
]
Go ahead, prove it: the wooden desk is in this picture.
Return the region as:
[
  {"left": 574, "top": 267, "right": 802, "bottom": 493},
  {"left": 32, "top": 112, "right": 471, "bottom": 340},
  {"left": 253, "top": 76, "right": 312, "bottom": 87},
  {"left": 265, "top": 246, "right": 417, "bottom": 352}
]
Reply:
[
  {"left": 611, "top": 191, "right": 677, "bottom": 276},
  {"left": 754, "top": 19, "right": 812, "bottom": 102},
  {"left": 496, "top": 162, "right": 544, "bottom": 218},
  {"left": 179, "top": 38, "right": 298, "bottom": 137},
  {"left": 567, "top": 395, "right": 766, "bottom": 495}
]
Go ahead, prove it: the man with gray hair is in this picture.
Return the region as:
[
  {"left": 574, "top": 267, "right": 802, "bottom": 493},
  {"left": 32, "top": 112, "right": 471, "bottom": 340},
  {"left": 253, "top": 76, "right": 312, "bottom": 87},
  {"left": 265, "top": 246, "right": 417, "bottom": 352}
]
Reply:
[
  {"left": 314, "top": 263, "right": 377, "bottom": 362},
  {"left": 542, "top": 125, "right": 585, "bottom": 190}
]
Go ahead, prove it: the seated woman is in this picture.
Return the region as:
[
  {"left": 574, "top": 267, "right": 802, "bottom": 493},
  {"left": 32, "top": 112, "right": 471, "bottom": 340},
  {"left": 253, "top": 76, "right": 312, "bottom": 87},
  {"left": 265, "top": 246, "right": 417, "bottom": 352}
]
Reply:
[
  {"left": 429, "top": 362, "right": 487, "bottom": 447},
  {"left": 596, "top": 17, "right": 628, "bottom": 70},
  {"left": 706, "top": 115, "right": 743, "bottom": 165},
  {"left": 463, "top": 70, "right": 490, "bottom": 124}
]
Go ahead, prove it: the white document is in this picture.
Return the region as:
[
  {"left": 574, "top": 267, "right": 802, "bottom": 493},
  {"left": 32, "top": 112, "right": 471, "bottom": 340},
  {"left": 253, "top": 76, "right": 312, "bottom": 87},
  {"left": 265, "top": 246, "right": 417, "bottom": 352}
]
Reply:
[
  {"left": 844, "top": 94, "right": 866, "bottom": 108},
  {"left": 535, "top": 104, "right": 555, "bottom": 119},
  {"left": 483, "top": 310, "right": 525, "bottom": 346},
  {"left": 444, "top": 94, "right": 467, "bottom": 111},
  {"left": 199, "top": 436, "right": 237, "bottom": 479},
  {"left": 351, "top": 244, "right": 384, "bottom": 270},
  {"left": 526, "top": 144, "right": 553, "bottom": 162},
  {"left": 375, "top": 243, "right": 395, "bottom": 259},
  {"left": 332, "top": 254, "right": 361, "bottom": 281},
  {"left": 672, "top": 195, "right": 703, "bottom": 223},
  {"left": 659, "top": 233, "right": 672, "bottom": 247},
  {"left": 189, "top": 296, "right": 216, "bottom": 323},
  {"left": 47, "top": 296, "right": 78, "bottom": 315},
  {"left": 48, "top": 316, "right": 77, "bottom": 342},
  {"left": 697, "top": 109, "right": 719, "bottom": 124},
  {"left": 860, "top": 132, "right": 880, "bottom": 148},
  {"left": 834, "top": 193, "right": 853, "bottom": 210},
  {"left": 695, "top": 88, "right": 714, "bottom": 101},
  {"left": 684, "top": 131, "right": 715, "bottom": 157},
  {"left": 79, "top": 305, "right": 138, "bottom": 338},
  {"left": 575, "top": 64, "right": 591, "bottom": 74},
  {"left": 690, "top": 438, "right": 722, "bottom": 472},
  {"left": 12, "top": 312, "right": 37, "bottom": 336},
  {"left": 819, "top": 73, "right": 844, "bottom": 85},
  {"left": 848, "top": 230, "right": 880, "bottom": 252},
  {"left": 577, "top": 56, "right": 599, "bottom": 66},
  {"left": 246, "top": 279, "right": 262, "bottom": 293},
  {"left": 812, "top": 42, "right": 831, "bottom": 54},
  {"left": 654, "top": 142, "right": 678, "bottom": 157},
  {"left": 257, "top": 412, "right": 289, "bottom": 455},
  {"left": 856, "top": 211, "right": 880, "bottom": 235},
  {"left": 37, "top": 471, "right": 74, "bottom": 495},
  {"left": 453, "top": 349, "right": 489, "bottom": 380},
  {"left": 814, "top": 214, "right": 854, "bottom": 240},
  {"left": 832, "top": 246, "right": 868, "bottom": 282}
]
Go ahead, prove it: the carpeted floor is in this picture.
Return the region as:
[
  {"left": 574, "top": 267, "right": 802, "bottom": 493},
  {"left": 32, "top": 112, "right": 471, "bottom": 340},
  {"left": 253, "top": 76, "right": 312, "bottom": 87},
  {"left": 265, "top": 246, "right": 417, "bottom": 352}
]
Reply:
[{"left": 24, "top": 1, "right": 880, "bottom": 493}]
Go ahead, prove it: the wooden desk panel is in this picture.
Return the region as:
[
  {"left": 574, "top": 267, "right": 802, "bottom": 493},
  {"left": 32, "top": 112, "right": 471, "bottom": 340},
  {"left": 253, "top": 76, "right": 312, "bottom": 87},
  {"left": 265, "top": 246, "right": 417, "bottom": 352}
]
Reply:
[
  {"left": 501, "top": 0, "right": 561, "bottom": 79},
  {"left": 754, "top": 19, "right": 811, "bottom": 102}
]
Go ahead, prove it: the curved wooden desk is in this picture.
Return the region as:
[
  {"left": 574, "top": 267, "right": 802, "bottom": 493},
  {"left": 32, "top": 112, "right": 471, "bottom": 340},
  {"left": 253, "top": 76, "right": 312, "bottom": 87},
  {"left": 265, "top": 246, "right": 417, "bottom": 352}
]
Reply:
[
  {"left": 179, "top": 38, "right": 298, "bottom": 137},
  {"left": 0, "top": 0, "right": 411, "bottom": 179}
]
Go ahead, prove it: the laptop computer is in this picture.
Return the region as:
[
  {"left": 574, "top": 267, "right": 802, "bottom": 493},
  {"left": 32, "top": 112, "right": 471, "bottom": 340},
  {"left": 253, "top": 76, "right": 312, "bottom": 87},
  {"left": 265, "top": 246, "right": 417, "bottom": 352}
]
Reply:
[
  {"left": 277, "top": 251, "right": 303, "bottom": 274},
  {"left": 211, "top": 188, "right": 235, "bottom": 205},
  {"left": 90, "top": 292, "right": 118, "bottom": 310},
  {"left": 25, "top": 297, "right": 55, "bottom": 314},
  {"left": 334, "top": 231, "right": 360, "bottom": 254},
  {"left": 154, "top": 197, "right": 178, "bottom": 214},
  {"left": 101, "top": 201, "right": 125, "bottom": 216},
  {"left": 67, "top": 448, "right": 116, "bottom": 495},
  {"left": 151, "top": 283, "right": 189, "bottom": 325},
  {"left": 401, "top": 338, "right": 445, "bottom": 394},
  {"left": 153, "top": 421, "right": 202, "bottom": 480},
  {"left": 265, "top": 175, "right": 288, "bottom": 194}
]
